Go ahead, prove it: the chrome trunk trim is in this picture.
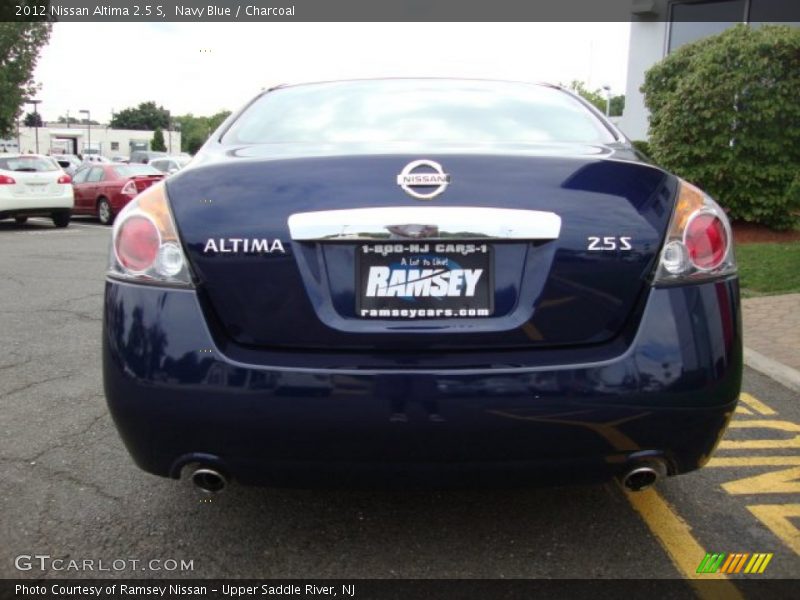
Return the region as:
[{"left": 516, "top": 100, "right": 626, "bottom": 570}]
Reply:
[{"left": 288, "top": 207, "right": 561, "bottom": 241}]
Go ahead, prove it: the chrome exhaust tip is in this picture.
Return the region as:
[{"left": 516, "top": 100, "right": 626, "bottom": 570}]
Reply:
[
  {"left": 621, "top": 461, "right": 667, "bottom": 492},
  {"left": 191, "top": 467, "right": 228, "bottom": 493}
]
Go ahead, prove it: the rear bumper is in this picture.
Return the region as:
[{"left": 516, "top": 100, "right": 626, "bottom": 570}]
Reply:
[
  {"left": 103, "top": 277, "right": 742, "bottom": 487},
  {"left": 0, "top": 188, "right": 73, "bottom": 217}
]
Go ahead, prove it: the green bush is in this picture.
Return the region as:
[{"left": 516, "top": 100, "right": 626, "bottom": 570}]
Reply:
[
  {"left": 642, "top": 24, "right": 800, "bottom": 230},
  {"left": 151, "top": 127, "right": 166, "bottom": 152},
  {"left": 631, "top": 140, "right": 651, "bottom": 157}
]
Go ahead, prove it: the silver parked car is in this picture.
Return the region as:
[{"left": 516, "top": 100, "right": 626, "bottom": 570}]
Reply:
[{"left": 148, "top": 155, "right": 192, "bottom": 175}]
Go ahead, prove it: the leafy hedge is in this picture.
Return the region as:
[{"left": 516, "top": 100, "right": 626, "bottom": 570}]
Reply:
[
  {"left": 631, "top": 140, "right": 651, "bottom": 157},
  {"left": 642, "top": 24, "right": 800, "bottom": 230}
]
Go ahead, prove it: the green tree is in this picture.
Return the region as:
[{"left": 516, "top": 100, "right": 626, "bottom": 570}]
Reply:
[
  {"left": 564, "top": 81, "right": 625, "bottom": 117},
  {"left": 207, "top": 109, "right": 232, "bottom": 132},
  {"left": 151, "top": 127, "right": 166, "bottom": 152},
  {"left": 567, "top": 80, "right": 606, "bottom": 112},
  {"left": 609, "top": 95, "right": 625, "bottom": 117},
  {"left": 0, "top": 22, "right": 52, "bottom": 138},
  {"left": 23, "top": 111, "right": 42, "bottom": 127},
  {"left": 174, "top": 110, "right": 232, "bottom": 154},
  {"left": 110, "top": 101, "right": 170, "bottom": 131},
  {"left": 642, "top": 24, "right": 800, "bottom": 229},
  {"left": 174, "top": 114, "right": 208, "bottom": 154}
]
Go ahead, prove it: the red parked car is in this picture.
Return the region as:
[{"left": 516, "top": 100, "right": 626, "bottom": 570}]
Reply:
[{"left": 71, "top": 163, "right": 164, "bottom": 225}]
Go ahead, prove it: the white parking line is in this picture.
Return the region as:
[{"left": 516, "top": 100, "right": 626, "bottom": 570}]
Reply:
[
  {"left": 10, "top": 218, "right": 108, "bottom": 233},
  {"left": 29, "top": 217, "right": 96, "bottom": 227}
]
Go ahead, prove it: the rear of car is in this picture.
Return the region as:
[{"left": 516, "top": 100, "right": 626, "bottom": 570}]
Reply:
[
  {"left": 72, "top": 164, "right": 164, "bottom": 225},
  {"left": 149, "top": 156, "right": 191, "bottom": 175},
  {"left": 130, "top": 150, "right": 167, "bottom": 164},
  {"left": 103, "top": 80, "right": 741, "bottom": 491},
  {"left": 53, "top": 155, "right": 81, "bottom": 176},
  {"left": 0, "top": 154, "right": 73, "bottom": 227},
  {"left": 82, "top": 155, "right": 111, "bottom": 164}
]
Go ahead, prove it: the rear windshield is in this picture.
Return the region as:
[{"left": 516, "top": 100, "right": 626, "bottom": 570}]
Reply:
[
  {"left": 223, "top": 80, "right": 616, "bottom": 145},
  {"left": 0, "top": 156, "right": 58, "bottom": 172},
  {"left": 113, "top": 165, "right": 162, "bottom": 177}
]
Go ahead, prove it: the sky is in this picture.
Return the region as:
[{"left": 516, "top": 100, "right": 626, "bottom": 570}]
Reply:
[{"left": 32, "top": 22, "right": 631, "bottom": 123}]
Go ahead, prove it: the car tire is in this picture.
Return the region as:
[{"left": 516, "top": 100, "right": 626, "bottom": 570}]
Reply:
[
  {"left": 51, "top": 211, "right": 70, "bottom": 228},
  {"left": 14, "top": 216, "right": 28, "bottom": 225},
  {"left": 97, "top": 198, "right": 114, "bottom": 225}
]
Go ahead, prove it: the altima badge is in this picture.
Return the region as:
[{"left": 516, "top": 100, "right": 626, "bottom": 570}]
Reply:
[
  {"left": 397, "top": 159, "right": 450, "bottom": 200},
  {"left": 203, "top": 238, "right": 286, "bottom": 254}
]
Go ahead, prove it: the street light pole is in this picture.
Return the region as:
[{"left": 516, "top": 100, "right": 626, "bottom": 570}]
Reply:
[
  {"left": 79, "top": 109, "right": 90, "bottom": 156},
  {"left": 27, "top": 99, "right": 41, "bottom": 153},
  {"left": 174, "top": 121, "right": 181, "bottom": 154}
]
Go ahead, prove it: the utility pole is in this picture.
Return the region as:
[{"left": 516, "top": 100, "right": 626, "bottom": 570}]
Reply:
[{"left": 80, "top": 109, "right": 91, "bottom": 155}]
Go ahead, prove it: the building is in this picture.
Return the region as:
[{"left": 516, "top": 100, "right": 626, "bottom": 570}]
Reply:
[
  {"left": 619, "top": 0, "right": 800, "bottom": 141},
  {"left": 11, "top": 123, "right": 182, "bottom": 158}
]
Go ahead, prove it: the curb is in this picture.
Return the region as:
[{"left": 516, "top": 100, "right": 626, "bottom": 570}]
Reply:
[{"left": 743, "top": 347, "right": 800, "bottom": 394}]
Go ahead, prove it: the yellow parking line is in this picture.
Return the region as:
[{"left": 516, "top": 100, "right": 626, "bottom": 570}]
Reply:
[
  {"left": 738, "top": 393, "right": 776, "bottom": 416},
  {"left": 707, "top": 456, "right": 800, "bottom": 467},
  {"left": 747, "top": 504, "right": 800, "bottom": 555},
  {"left": 624, "top": 487, "right": 743, "bottom": 600},
  {"left": 728, "top": 420, "right": 800, "bottom": 432},
  {"left": 720, "top": 419, "right": 800, "bottom": 449},
  {"left": 723, "top": 467, "right": 800, "bottom": 495}
]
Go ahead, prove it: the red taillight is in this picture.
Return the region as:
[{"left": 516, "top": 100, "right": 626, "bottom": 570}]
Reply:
[
  {"left": 57, "top": 174, "right": 72, "bottom": 184},
  {"left": 654, "top": 180, "right": 736, "bottom": 282},
  {"left": 114, "top": 215, "right": 160, "bottom": 272},
  {"left": 684, "top": 212, "right": 728, "bottom": 270},
  {"left": 0, "top": 174, "right": 16, "bottom": 185},
  {"left": 109, "top": 182, "right": 192, "bottom": 285},
  {"left": 121, "top": 180, "right": 137, "bottom": 196}
]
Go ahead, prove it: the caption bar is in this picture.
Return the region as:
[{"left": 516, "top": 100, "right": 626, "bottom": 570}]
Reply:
[{"left": 7, "top": 0, "right": 799, "bottom": 23}]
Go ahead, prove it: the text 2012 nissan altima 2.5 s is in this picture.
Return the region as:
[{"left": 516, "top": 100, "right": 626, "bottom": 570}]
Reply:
[{"left": 102, "top": 79, "right": 741, "bottom": 493}]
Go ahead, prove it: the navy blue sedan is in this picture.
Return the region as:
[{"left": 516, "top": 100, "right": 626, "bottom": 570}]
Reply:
[{"left": 103, "top": 79, "right": 740, "bottom": 493}]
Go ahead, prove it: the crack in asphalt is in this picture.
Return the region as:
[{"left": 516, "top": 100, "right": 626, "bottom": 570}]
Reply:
[
  {"left": 0, "top": 308, "right": 101, "bottom": 322},
  {"left": 0, "top": 371, "right": 80, "bottom": 399},
  {"left": 37, "top": 465, "right": 124, "bottom": 503},
  {"left": 0, "top": 403, "right": 121, "bottom": 505},
  {"left": 0, "top": 357, "right": 34, "bottom": 371},
  {"left": 61, "top": 292, "right": 105, "bottom": 305},
  {"left": 5, "top": 274, "right": 25, "bottom": 287},
  {"left": 0, "top": 406, "right": 108, "bottom": 465},
  {"left": 27, "top": 409, "right": 109, "bottom": 463}
]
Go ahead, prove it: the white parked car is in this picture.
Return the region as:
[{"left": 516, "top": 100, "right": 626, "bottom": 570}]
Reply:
[
  {"left": 148, "top": 155, "right": 191, "bottom": 175},
  {"left": 0, "top": 154, "right": 74, "bottom": 227},
  {"left": 53, "top": 154, "right": 82, "bottom": 176},
  {"left": 82, "top": 154, "right": 111, "bottom": 164}
]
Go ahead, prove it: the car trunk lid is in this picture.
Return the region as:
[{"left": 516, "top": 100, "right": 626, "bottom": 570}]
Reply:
[
  {"left": 130, "top": 174, "right": 164, "bottom": 192},
  {"left": 167, "top": 149, "right": 676, "bottom": 351}
]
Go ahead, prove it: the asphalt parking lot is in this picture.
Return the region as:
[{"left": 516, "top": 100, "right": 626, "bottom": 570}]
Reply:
[{"left": 2, "top": 217, "right": 799, "bottom": 588}]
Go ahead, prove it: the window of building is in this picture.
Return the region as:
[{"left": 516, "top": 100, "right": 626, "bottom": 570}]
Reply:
[
  {"left": 668, "top": 0, "right": 799, "bottom": 53},
  {"left": 110, "top": 141, "right": 119, "bottom": 151},
  {"left": 668, "top": 1, "right": 746, "bottom": 52},
  {"left": 748, "top": 0, "right": 800, "bottom": 26}
]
